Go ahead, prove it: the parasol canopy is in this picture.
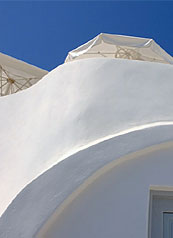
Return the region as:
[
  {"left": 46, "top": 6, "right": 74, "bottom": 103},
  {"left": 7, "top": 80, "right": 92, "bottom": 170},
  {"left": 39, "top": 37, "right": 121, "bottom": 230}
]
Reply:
[
  {"left": 65, "top": 33, "right": 173, "bottom": 65},
  {"left": 0, "top": 52, "right": 48, "bottom": 96}
]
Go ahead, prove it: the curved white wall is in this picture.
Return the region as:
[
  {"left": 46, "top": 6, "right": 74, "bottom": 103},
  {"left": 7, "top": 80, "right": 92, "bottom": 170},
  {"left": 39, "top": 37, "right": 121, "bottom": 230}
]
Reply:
[
  {"left": 1, "top": 125, "right": 173, "bottom": 238},
  {"left": 0, "top": 58, "right": 173, "bottom": 217},
  {"left": 39, "top": 143, "right": 173, "bottom": 238},
  {"left": 1, "top": 57, "right": 173, "bottom": 238}
]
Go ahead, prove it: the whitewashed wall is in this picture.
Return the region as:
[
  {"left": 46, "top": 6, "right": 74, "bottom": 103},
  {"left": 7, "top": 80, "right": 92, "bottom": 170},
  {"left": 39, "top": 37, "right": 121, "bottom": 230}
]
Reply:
[
  {"left": 0, "top": 57, "right": 173, "bottom": 237},
  {"left": 38, "top": 142, "right": 173, "bottom": 238}
]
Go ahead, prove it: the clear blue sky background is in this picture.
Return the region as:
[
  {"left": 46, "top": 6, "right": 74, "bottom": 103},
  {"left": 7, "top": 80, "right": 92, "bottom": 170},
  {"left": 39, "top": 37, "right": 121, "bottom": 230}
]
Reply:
[{"left": 0, "top": 1, "right": 172, "bottom": 71}]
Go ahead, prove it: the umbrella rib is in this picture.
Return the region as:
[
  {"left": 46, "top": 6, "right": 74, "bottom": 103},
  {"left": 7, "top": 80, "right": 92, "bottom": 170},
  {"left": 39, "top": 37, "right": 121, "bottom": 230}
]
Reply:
[
  {"left": 1, "top": 76, "right": 9, "bottom": 80},
  {"left": 1, "top": 67, "right": 32, "bottom": 79},
  {"left": 14, "top": 78, "right": 33, "bottom": 87},
  {"left": 11, "top": 84, "right": 13, "bottom": 94},
  {"left": 14, "top": 81, "right": 26, "bottom": 87},
  {"left": 13, "top": 82, "right": 22, "bottom": 90},
  {"left": 15, "top": 78, "right": 33, "bottom": 92},
  {"left": 13, "top": 83, "right": 21, "bottom": 93},
  {"left": 1, "top": 66, "right": 38, "bottom": 81},
  {"left": 1, "top": 81, "right": 8, "bottom": 88},
  {"left": 0, "top": 66, "right": 37, "bottom": 95},
  {"left": 2, "top": 68, "right": 11, "bottom": 79},
  {"left": 4, "top": 82, "right": 11, "bottom": 95}
]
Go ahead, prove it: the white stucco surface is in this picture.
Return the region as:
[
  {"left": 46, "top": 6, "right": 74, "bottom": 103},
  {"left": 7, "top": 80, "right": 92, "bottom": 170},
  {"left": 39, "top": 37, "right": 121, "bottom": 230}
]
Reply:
[
  {"left": 0, "top": 57, "right": 173, "bottom": 237},
  {"left": 1, "top": 125, "right": 173, "bottom": 238},
  {"left": 38, "top": 140, "right": 173, "bottom": 238}
]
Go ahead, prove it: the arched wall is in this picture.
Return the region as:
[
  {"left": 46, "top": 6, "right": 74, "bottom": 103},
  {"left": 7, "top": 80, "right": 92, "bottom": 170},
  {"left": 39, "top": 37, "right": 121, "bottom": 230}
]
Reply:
[
  {"left": 38, "top": 143, "right": 173, "bottom": 238},
  {"left": 1, "top": 124, "right": 173, "bottom": 238}
]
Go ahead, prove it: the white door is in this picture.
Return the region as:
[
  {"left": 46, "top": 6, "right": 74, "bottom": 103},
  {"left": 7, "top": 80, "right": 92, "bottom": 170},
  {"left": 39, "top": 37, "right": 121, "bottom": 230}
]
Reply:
[{"left": 163, "top": 212, "right": 173, "bottom": 238}]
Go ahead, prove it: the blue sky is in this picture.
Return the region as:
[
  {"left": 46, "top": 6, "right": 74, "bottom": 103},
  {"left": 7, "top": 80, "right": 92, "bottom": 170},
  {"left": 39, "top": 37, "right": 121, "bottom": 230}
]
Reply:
[{"left": 0, "top": 1, "right": 172, "bottom": 71}]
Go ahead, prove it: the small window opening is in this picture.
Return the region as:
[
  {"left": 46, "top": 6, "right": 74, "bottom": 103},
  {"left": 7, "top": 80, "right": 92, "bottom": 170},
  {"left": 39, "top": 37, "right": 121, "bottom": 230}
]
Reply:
[{"left": 148, "top": 188, "right": 173, "bottom": 238}]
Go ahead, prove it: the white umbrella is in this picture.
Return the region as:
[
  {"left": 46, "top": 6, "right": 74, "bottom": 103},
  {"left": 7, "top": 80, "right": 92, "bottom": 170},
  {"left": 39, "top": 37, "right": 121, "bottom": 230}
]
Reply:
[
  {"left": 65, "top": 33, "right": 173, "bottom": 65},
  {"left": 0, "top": 52, "right": 48, "bottom": 96}
]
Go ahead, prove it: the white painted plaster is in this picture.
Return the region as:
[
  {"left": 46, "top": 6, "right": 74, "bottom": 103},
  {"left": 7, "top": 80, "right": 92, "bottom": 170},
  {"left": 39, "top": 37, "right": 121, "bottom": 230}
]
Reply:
[
  {"left": 0, "top": 58, "right": 173, "bottom": 237},
  {"left": 1, "top": 125, "right": 173, "bottom": 237},
  {"left": 38, "top": 143, "right": 173, "bottom": 238},
  {"left": 0, "top": 58, "right": 173, "bottom": 218}
]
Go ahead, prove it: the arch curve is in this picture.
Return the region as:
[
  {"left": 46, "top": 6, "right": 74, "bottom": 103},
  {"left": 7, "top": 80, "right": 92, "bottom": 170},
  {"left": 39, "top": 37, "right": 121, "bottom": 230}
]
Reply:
[{"left": 1, "top": 124, "right": 173, "bottom": 238}]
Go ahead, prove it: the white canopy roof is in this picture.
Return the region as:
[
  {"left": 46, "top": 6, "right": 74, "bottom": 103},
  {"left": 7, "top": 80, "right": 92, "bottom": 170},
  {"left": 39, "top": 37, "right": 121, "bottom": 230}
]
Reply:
[
  {"left": 65, "top": 33, "right": 173, "bottom": 65},
  {"left": 0, "top": 52, "right": 48, "bottom": 96}
]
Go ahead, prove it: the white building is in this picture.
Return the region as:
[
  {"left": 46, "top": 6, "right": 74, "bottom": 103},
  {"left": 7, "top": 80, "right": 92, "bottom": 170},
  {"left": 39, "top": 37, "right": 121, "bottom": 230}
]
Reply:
[{"left": 0, "top": 33, "right": 173, "bottom": 238}]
